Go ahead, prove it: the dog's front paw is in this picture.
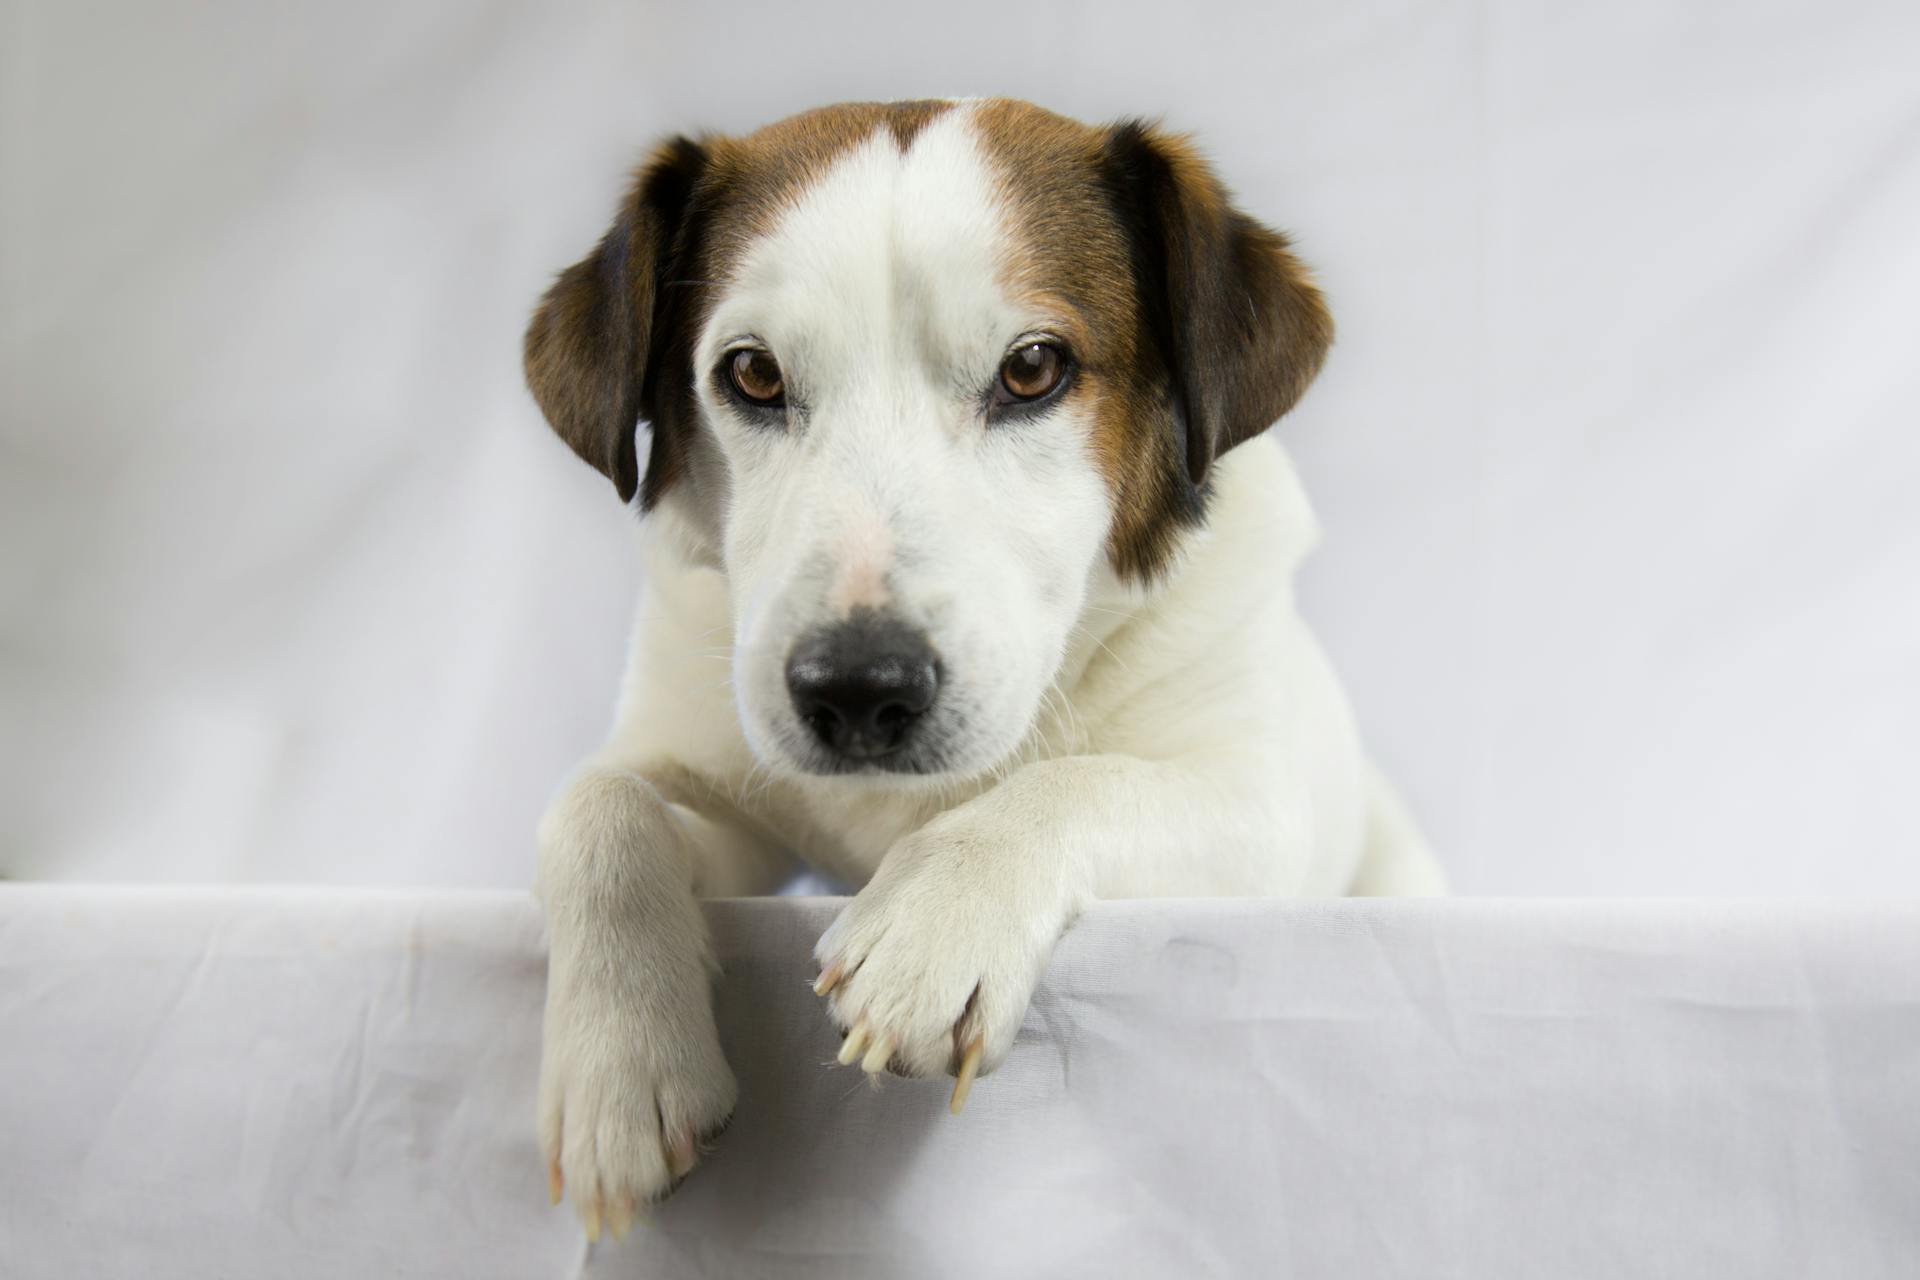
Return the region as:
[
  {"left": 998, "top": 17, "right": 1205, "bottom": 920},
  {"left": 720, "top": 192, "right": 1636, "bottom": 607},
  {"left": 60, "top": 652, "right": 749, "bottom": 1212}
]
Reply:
[
  {"left": 538, "top": 974, "right": 736, "bottom": 1240},
  {"left": 811, "top": 829, "right": 1071, "bottom": 1110}
]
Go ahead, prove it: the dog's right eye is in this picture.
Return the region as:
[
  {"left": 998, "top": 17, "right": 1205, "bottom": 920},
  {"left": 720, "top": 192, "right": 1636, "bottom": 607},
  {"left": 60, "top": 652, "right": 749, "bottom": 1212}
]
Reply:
[
  {"left": 997, "top": 342, "right": 1067, "bottom": 402},
  {"left": 726, "top": 348, "right": 786, "bottom": 408}
]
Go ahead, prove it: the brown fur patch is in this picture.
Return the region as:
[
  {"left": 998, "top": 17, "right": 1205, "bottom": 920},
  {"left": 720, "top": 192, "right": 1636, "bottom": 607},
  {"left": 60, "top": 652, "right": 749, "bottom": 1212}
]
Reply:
[
  {"left": 971, "top": 100, "right": 1332, "bottom": 579},
  {"left": 971, "top": 100, "right": 1193, "bottom": 579}
]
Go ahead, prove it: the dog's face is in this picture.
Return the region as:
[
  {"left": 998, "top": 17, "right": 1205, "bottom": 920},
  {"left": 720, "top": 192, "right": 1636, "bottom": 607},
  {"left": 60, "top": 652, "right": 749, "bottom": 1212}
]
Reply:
[{"left": 525, "top": 100, "right": 1331, "bottom": 781}]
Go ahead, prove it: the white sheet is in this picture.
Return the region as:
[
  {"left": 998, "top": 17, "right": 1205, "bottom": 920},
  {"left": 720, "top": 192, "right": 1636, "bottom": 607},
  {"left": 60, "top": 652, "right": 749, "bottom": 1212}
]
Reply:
[
  {"left": 4, "top": 887, "right": 1916, "bottom": 1277},
  {"left": 4, "top": 0, "right": 1919, "bottom": 894}
]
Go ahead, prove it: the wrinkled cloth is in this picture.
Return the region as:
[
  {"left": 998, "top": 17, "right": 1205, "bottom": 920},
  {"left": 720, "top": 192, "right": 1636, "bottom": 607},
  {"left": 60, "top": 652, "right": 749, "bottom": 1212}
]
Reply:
[{"left": 2, "top": 887, "right": 1916, "bottom": 1277}]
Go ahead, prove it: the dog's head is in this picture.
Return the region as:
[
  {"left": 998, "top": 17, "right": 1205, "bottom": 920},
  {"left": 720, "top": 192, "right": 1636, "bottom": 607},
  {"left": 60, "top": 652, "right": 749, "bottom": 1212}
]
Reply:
[{"left": 525, "top": 99, "right": 1330, "bottom": 781}]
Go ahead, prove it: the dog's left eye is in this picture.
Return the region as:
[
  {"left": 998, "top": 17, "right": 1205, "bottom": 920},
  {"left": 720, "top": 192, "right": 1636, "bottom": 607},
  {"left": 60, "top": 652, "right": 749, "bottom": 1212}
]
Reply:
[
  {"left": 995, "top": 342, "right": 1069, "bottom": 404},
  {"left": 726, "top": 348, "right": 786, "bottom": 407}
]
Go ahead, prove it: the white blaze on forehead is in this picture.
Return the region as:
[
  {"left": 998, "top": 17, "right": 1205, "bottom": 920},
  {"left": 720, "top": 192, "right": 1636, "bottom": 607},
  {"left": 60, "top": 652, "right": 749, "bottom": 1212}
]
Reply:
[{"left": 700, "top": 107, "right": 1018, "bottom": 401}]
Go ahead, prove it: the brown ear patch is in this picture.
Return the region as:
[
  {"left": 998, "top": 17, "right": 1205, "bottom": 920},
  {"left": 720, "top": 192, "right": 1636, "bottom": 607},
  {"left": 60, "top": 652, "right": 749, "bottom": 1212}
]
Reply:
[
  {"left": 971, "top": 101, "right": 1332, "bottom": 580},
  {"left": 1102, "top": 121, "right": 1333, "bottom": 487},
  {"left": 524, "top": 136, "right": 709, "bottom": 505}
]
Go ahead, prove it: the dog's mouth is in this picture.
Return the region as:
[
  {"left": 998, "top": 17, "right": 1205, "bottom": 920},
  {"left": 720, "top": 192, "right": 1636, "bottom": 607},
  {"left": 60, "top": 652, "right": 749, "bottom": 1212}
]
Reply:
[{"left": 786, "top": 738, "right": 957, "bottom": 778}]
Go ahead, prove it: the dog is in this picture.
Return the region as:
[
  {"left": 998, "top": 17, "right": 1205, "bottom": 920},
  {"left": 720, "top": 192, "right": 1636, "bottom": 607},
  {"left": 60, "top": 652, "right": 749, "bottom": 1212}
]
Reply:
[{"left": 524, "top": 97, "right": 1444, "bottom": 1239}]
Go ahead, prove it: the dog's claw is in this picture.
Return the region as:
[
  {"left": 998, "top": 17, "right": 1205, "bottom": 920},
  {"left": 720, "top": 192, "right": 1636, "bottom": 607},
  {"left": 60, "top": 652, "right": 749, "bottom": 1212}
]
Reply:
[
  {"left": 583, "top": 1198, "right": 602, "bottom": 1243},
  {"left": 837, "top": 1017, "right": 871, "bottom": 1066},
  {"left": 548, "top": 1158, "right": 564, "bottom": 1206},
  {"left": 860, "top": 1033, "right": 893, "bottom": 1074},
  {"left": 950, "top": 1037, "right": 984, "bottom": 1114},
  {"left": 812, "top": 964, "right": 842, "bottom": 997},
  {"left": 667, "top": 1132, "right": 697, "bottom": 1180},
  {"left": 607, "top": 1195, "right": 634, "bottom": 1242}
]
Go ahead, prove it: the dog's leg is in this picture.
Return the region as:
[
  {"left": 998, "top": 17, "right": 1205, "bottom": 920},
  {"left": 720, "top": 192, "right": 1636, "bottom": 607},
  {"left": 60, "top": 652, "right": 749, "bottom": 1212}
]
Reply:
[
  {"left": 535, "top": 762, "right": 785, "bottom": 1238},
  {"left": 810, "top": 754, "right": 1298, "bottom": 1108}
]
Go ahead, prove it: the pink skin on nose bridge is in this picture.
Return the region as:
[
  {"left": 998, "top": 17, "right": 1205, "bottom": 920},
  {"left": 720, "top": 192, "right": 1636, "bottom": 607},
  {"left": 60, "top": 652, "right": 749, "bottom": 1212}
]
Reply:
[{"left": 825, "top": 515, "right": 894, "bottom": 617}]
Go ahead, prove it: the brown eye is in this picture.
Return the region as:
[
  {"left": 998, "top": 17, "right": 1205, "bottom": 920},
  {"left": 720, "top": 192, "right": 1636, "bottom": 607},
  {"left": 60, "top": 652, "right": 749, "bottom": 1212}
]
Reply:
[
  {"left": 728, "top": 348, "right": 785, "bottom": 406},
  {"left": 996, "top": 341, "right": 1068, "bottom": 403}
]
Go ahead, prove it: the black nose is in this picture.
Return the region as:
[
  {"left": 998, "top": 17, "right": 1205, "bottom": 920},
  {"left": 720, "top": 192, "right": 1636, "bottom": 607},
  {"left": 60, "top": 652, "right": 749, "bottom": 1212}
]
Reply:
[{"left": 786, "top": 615, "right": 940, "bottom": 759}]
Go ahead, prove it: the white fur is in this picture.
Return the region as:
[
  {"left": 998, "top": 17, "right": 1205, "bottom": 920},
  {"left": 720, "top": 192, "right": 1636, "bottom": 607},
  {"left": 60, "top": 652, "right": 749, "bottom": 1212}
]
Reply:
[{"left": 535, "top": 104, "right": 1443, "bottom": 1228}]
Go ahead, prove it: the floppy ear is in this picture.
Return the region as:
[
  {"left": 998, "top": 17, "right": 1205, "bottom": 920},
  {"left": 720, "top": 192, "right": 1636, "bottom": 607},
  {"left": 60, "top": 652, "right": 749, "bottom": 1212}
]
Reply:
[
  {"left": 523, "top": 136, "right": 709, "bottom": 506},
  {"left": 1104, "top": 122, "right": 1333, "bottom": 486}
]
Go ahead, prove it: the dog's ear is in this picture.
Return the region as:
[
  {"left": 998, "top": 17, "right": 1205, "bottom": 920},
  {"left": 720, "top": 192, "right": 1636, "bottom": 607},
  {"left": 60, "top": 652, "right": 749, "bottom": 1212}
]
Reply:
[
  {"left": 524, "top": 136, "right": 709, "bottom": 506},
  {"left": 1103, "top": 121, "right": 1333, "bottom": 486}
]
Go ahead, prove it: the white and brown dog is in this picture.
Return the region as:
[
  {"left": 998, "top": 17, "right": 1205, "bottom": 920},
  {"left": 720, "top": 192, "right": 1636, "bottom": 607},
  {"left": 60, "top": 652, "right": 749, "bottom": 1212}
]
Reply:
[{"left": 525, "top": 97, "right": 1443, "bottom": 1238}]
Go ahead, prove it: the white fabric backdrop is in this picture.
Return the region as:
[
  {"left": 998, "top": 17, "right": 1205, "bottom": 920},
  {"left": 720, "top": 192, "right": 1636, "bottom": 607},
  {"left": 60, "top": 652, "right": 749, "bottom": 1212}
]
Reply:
[
  {"left": 6, "top": 888, "right": 1917, "bottom": 1278},
  {"left": 4, "top": 0, "right": 1918, "bottom": 892}
]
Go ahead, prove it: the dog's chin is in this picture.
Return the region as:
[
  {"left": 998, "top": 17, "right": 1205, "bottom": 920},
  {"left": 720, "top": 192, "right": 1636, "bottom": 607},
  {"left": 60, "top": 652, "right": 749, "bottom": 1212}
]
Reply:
[{"left": 780, "top": 749, "right": 958, "bottom": 783}]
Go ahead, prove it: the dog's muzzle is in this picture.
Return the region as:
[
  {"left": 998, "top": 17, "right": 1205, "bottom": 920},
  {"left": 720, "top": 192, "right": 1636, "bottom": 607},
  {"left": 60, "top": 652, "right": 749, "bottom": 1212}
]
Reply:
[{"left": 785, "top": 612, "right": 940, "bottom": 761}]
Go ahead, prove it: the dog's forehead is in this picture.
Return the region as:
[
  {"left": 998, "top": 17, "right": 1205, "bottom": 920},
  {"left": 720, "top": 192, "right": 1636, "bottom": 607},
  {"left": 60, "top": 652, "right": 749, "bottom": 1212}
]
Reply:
[{"left": 696, "top": 100, "right": 1129, "bottom": 354}]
